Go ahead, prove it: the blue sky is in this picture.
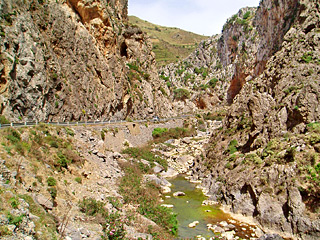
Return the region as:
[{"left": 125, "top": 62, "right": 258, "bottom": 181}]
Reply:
[{"left": 128, "top": 0, "right": 260, "bottom": 36}]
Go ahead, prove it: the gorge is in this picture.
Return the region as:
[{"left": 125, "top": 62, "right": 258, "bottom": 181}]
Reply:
[{"left": 0, "top": 0, "right": 320, "bottom": 239}]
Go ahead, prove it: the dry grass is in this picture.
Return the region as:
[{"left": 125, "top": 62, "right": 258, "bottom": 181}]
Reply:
[{"left": 129, "top": 16, "right": 208, "bottom": 66}]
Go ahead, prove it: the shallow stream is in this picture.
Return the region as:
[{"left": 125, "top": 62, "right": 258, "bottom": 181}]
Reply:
[{"left": 164, "top": 175, "right": 258, "bottom": 239}]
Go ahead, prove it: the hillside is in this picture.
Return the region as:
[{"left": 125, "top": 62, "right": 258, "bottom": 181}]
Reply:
[{"left": 129, "top": 16, "right": 208, "bottom": 66}]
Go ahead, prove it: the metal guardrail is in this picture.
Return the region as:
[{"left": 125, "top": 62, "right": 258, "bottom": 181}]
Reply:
[{"left": 0, "top": 115, "right": 193, "bottom": 129}]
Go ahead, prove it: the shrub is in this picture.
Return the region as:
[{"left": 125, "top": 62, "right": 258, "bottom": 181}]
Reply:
[
  {"left": 47, "top": 177, "right": 56, "bottom": 186},
  {"left": 49, "top": 141, "right": 59, "bottom": 148},
  {"left": 79, "top": 198, "right": 105, "bottom": 216},
  {"left": 9, "top": 197, "right": 20, "bottom": 209},
  {"left": 0, "top": 225, "right": 12, "bottom": 236},
  {"left": 152, "top": 127, "right": 196, "bottom": 144},
  {"left": 47, "top": 187, "right": 57, "bottom": 199},
  {"left": 122, "top": 147, "right": 167, "bottom": 170},
  {"left": 65, "top": 128, "right": 75, "bottom": 136},
  {"left": 7, "top": 213, "right": 24, "bottom": 227},
  {"left": 309, "top": 133, "right": 320, "bottom": 145},
  {"left": 227, "top": 139, "right": 238, "bottom": 154},
  {"left": 173, "top": 88, "right": 190, "bottom": 100},
  {"left": 5, "top": 129, "right": 21, "bottom": 143},
  {"left": 208, "top": 78, "right": 218, "bottom": 88},
  {"left": 101, "top": 130, "right": 105, "bottom": 140},
  {"left": 0, "top": 115, "right": 10, "bottom": 124},
  {"left": 243, "top": 11, "right": 251, "bottom": 20},
  {"left": 152, "top": 128, "right": 168, "bottom": 138},
  {"left": 75, "top": 177, "right": 82, "bottom": 184},
  {"left": 307, "top": 122, "right": 320, "bottom": 133},
  {"left": 301, "top": 52, "right": 313, "bottom": 63},
  {"left": 55, "top": 150, "right": 82, "bottom": 170}
]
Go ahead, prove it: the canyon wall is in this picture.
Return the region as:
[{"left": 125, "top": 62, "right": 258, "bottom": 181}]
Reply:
[
  {"left": 0, "top": 0, "right": 173, "bottom": 122},
  {"left": 191, "top": 0, "right": 320, "bottom": 239}
]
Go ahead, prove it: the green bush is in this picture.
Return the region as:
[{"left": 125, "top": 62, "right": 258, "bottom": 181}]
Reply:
[
  {"left": 56, "top": 152, "right": 70, "bottom": 170},
  {"left": 0, "top": 115, "right": 10, "bottom": 124},
  {"left": 75, "top": 177, "right": 82, "bottom": 184},
  {"left": 7, "top": 213, "right": 24, "bottom": 227},
  {"left": 65, "top": 128, "right": 75, "bottom": 136},
  {"left": 301, "top": 52, "right": 313, "bottom": 63},
  {"left": 49, "top": 141, "right": 59, "bottom": 148},
  {"left": 307, "top": 122, "right": 320, "bottom": 133},
  {"left": 173, "top": 88, "right": 190, "bottom": 100},
  {"left": 47, "top": 187, "right": 57, "bottom": 199},
  {"left": 152, "top": 128, "right": 168, "bottom": 138},
  {"left": 227, "top": 139, "right": 238, "bottom": 154},
  {"left": 243, "top": 11, "right": 251, "bottom": 19},
  {"left": 152, "top": 127, "right": 196, "bottom": 144},
  {"left": 122, "top": 147, "right": 167, "bottom": 170},
  {"left": 208, "top": 78, "right": 218, "bottom": 88},
  {"left": 79, "top": 198, "right": 105, "bottom": 216},
  {"left": 315, "top": 163, "right": 320, "bottom": 174},
  {"left": 5, "top": 129, "right": 21, "bottom": 143},
  {"left": 47, "top": 177, "right": 56, "bottom": 186},
  {"left": 9, "top": 197, "right": 20, "bottom": 209},
  {"left": 101, "top": 130, "right": 106, "bottom": 140}
]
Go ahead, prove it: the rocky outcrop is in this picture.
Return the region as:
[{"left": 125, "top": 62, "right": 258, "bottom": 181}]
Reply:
[
  {"left": 160, "top": 0, "right": 300, "bottom": 111},
  {"left": 191, "top": 0, "right": 320, "bottom": 239},
  {"left": 0, "top": 0, "right": 173, "bottom": 122}
]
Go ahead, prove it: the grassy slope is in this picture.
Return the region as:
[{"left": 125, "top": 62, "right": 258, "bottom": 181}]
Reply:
[{"left": 129, "top": 16, "right": 209, "bottom": 66}]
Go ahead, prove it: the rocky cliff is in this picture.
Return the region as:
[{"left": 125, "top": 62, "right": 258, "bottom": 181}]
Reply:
[
  {"left": 190, "top": 0, "right": 320, "bottom": 239},
  {"left": 0, "top": 0, "right": 174, "bottom": 122},
  {"left": 160, "top": 0, "right": 300, "bottom": 111}
]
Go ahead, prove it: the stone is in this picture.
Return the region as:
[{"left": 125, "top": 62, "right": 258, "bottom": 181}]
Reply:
[
  {"left": 7, "top": 225, "right": 16, "bottom": 232},
  {"left": 161, "top": 186, "right": 171, "bottom": 194},
  {"left": 173, "top": 191, "right": 186, "bottom": 197},
  {"left": 188, "top": 221, "right": 199, "bottom": 228},
  {"left": 213, "top": 226, "right": 225, "bottom": 233},
  {"left": 165, "top": 139, "right": 175, "bottom": 144},
  {"left": 34, "top": 194, "right": 53, "bottom": 210},
  {"left": 161, "top": 204, "right": 174, "bottom": 208},
  {"left": 160, "top": 167, "right": 178, "bottom": 178},
  {"left": 145, "top": 174, "right": 171, "bottom": 187},
  {"left": 153, "top": 165, "right": 164, "bottom": 174},
  {"left": 258, "top": 234, "right": 284, "bottom": 240},
  {"left": 221, "top": 231, "right": 236, "bottom": 240},
  {"left": 182, "top": 138, "right": 191, "bottom": 144},
  {"left": 29, "top": 213, "right": 40, "bottom": 221}
]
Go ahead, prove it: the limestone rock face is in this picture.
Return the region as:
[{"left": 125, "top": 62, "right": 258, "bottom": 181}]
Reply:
[
  {"left": 0, "top": 0, "right": 172, "bottom": 121},
  {"left": 190, "top": 0, "right": 320, "bottom": 239},
  {"left": 160, "top": 0, "right": 300, "bottom": 110}
]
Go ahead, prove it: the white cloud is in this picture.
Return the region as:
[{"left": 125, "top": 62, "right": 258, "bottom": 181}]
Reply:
[{"left": 128, "top": 0, "right": 260, "bottom": 35}]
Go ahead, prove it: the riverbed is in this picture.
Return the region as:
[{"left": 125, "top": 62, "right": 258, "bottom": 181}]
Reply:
[{"left": 164, "top": 175, "right": 258, "bottom": 239}]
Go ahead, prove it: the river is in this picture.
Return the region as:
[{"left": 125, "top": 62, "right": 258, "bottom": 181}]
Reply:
[{"left": 164, "top": 175, "right": 259, "bottom": 239}]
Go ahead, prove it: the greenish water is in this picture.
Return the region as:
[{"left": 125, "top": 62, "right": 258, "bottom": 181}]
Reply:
[{"left": 164, "top": 175, "right": 255, "bottom": 239}]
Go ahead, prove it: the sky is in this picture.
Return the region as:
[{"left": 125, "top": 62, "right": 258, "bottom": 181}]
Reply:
[{"left": 128, "top": 0, "right": 260, "bottom": 36}]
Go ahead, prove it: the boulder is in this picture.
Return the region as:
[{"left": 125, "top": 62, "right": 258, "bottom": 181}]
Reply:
[
  {"left": 173, "top": 191, "right": 186, "bottom": 197},
  {"left": 188, "top": 221, "right": 199, "bottom": 228},
  {"left": 258, "top": 234, "right": 284, "bottom": 240},
  {"left": 34, "top": 194, "right": 53, "bottom": 210}
]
